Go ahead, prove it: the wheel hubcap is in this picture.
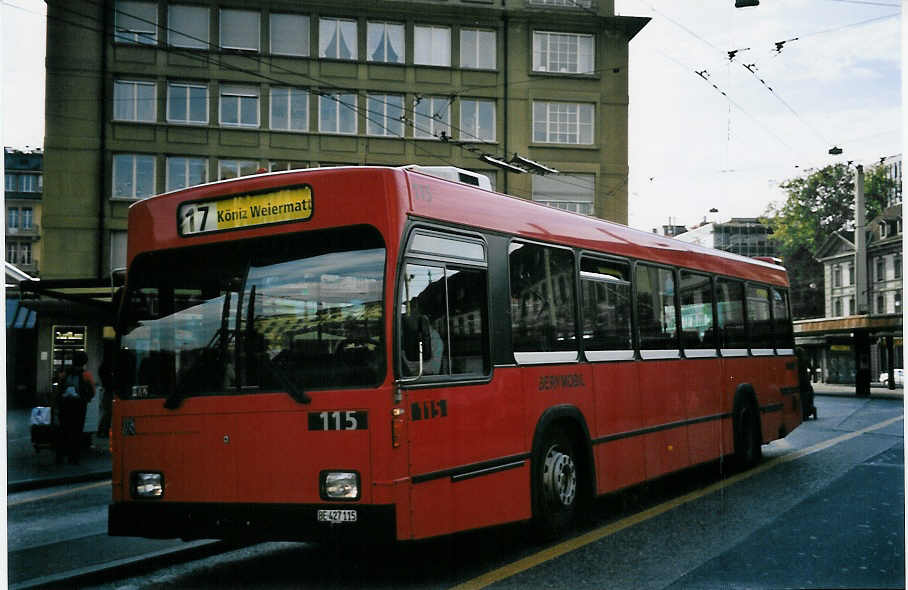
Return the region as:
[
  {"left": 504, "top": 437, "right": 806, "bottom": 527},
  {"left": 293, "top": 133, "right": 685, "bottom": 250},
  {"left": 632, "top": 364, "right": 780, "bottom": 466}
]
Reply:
[{"left": 542, "top": 445, "right": 576, "bottom": 508}]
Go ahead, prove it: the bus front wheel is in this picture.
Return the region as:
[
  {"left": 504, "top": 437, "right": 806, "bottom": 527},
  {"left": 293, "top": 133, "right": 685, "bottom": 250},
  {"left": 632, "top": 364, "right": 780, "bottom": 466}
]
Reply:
[{"left": 533, "top": 427, "right": 579, "bottom": 538}]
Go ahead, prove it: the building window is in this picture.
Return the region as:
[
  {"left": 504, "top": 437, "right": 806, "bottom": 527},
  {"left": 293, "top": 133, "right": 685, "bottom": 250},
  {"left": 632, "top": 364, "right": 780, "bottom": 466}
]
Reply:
[
  {"left": 168, "top": 5, "right": 209, "bottom": 49},
  {"left": 833, "top": 264, "right": 842, "bottom": 287},
  {"left": 4, "top": 174, "right": 16, "bottom": 192},
  {"left": 529, "top": 0, "right": 593, "bottom": 6},
  {"left": 114, "top": 80, "right": 156, "bottom": 122},
  {"left": 413, "top": 96, "right": 451, "bottom": 139},
  {"left": 21, "top": 207, "right": 33, "bottom": 230},
  {"left": 8, "top": 242, "right": 32, "bottom": 265},
  {"left": 367, "top": 22, "right": 404, "bottom": 64},
  {"left": 270, "top": 13, "right": 309, "bottom": 56},
  {"left": 895, "top": 255, "right": 902, "bottom": 279},
  {"left": 318, "top": 93, "right": 358, "bottom": 134},
  {"left": 269, "top": 161, "right": 308, "bottom": 171},
  {"left": 218, "top": 159, "right": 259, "bottom": 180},
  {"left": 167, "top": 82, "right": 208, "bottom": 124},
  {"left": 533, "top": 31, "right": 594, "bottom": 74},
  {"left": 113, "top": 154, "right": 156, "bottom": 199},
  {"left": 7, "top": 207, "right": 18, "bottom": 230},
  {"left": 877, "top": 293, "right": 886, "bottom": 314},
  {"left": 460, "top": 28, "right": 495, "bottom": 70},
  {"left": 17, "top": 175, "right": 41, "bottom": 193},
  {"left": 220, "top": 85, "right": 260, "bottom": 127},
  {"left": 834, "top": 298, "right": 843, "bottom": 317},
  {"left": 876, "top": 257, "right": 886, "bottom": 282},
  {"left": 114, "top": 0, "right": 157, "bottom": 45},
  {"left": 220, "top": 8, "right": 260, "bottom": 51},
  {"left": 847, "top": 262, "right": 854, "bottom": 286},
  {"left": 532, "top": 174, "right": 595, "bottom": 215},
  {"left": 414, "top": 25, "right": 451, "bottom": 67},
  {"left": 532, "top": 101, "right": 594, "bottom": 145},
  {"left": 459, "top": 99, "right": 495, "bottom": 142},
  {"left": 270, "top": 87, "right": 308, "bottom": 131},
  {"left": 166, "top": 157, "right": 208, "bottom": 192},
  {"left": 319, "top": 18, "right": 357, "bottom": 60},
  {"left": 366, "top": 94, "right": 404, "bottom": 137},
  {"left": 896, "top": 290, "right": 902, "bottom": 313},
  {"left": 111, "top": 231, "right": 128, "bottom": 270}
]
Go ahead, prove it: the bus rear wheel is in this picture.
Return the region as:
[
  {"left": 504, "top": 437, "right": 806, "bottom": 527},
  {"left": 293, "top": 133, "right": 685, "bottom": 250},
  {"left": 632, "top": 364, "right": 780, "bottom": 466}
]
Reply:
[{"left": 533, "top": 427, "right": 579, "bottom": 538}]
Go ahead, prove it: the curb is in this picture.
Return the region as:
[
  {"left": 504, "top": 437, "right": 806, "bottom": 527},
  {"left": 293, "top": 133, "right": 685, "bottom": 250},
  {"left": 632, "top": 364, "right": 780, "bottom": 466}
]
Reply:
[{"left": 8, "top": 470, "right": 112, "bottom": 494}]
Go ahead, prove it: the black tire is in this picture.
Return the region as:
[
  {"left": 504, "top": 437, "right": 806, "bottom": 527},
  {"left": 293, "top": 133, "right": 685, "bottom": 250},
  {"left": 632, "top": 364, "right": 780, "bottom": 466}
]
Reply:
[
  {"left": 533, "top": 427, "right": 579, "bottom": 539},
  {"left": 733, "top": 401, "right": 762, "bottom": 469}
]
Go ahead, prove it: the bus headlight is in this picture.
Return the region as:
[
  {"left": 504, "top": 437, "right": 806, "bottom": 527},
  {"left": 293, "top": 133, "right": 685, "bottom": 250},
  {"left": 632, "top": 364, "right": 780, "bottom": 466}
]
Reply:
[
  {"left": 320, "top": 471, "right": 360, "bottom": 500},
  {"left": 131, "top": 472, "right": 164, "bottom": 498}
]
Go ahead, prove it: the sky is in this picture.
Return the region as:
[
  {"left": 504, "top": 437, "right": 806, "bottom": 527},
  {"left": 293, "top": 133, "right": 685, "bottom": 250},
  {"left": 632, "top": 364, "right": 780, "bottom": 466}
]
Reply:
[{"left": 1, "top": 0, "right": 902, "bottom": 233}]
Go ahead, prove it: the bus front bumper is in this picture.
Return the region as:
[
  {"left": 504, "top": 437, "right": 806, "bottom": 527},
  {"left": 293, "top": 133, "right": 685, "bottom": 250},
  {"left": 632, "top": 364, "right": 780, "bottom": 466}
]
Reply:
[{"left": 108, "top": 501, "right": 396, "bottom": 542}]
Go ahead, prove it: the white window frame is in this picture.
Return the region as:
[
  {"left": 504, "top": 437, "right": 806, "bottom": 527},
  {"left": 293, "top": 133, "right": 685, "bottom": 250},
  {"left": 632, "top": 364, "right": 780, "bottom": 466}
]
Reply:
[
  {"left": 112, "top": 153, "right": 156, "bottom": 200},
  {"left": 270, "top": 87, "right": 309, "bottom": 132},
  {"left": 319, "top": 17, "right": 358, "bottom": 60},
  {"left": 18, "top": 175, "right": 41, "bottom": 193},
  {"left": 367, "top": 21, "right": 405, "bottom": 64},
  {"left": 219, "top": 8, "right": 261, "bottom": 52},
  {"left": 460, "top": 28, "right": 496, "bottom": 70},
  {"left": 318, "top": 93, "right": 358, "bottom": 135},
  {"left": 459, "top": 98, "right": 496, "bottom": 142},
  {"left": 414, "top": 25, "right": 451, "bottom": 67},
  {"left": 167, "top": 82, "right": 208, "bottom": 125},
  {"left": 366, "top": 93, "right": 404, "bottom": 137},
  {"left": 114, "top": 79, "right": 157, "bottom": 122},
  {"left": 219, "top": 85, "right": 260, "bottom": 128},
  {"left": 532, "top": 100, "right": 594, "bottom": 145},
  {"left": 114, "top": 0, "right": 157, "bottom": 45},
  {"left": 218, "top": 159, "right": 260, "bottom": 180},
  {"left": 165, "top": 156, "right": 208, "bottom": 192},
  {"left": 270, "top": 13, "right": 309, "bottom": 57},
  {"left": 168, "top": 5, "right": 209, "bottom": 49},
  {"left": 413, "top": 96, "right": 451, "bottom": 139},
  {"left": 533, "top": 31, "right": 595, "bottom": 74}
]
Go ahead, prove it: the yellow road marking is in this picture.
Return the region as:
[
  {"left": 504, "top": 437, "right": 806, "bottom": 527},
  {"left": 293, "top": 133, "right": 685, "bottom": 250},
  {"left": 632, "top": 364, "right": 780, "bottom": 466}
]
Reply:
[
  {"left": 452, "top": 414, "right": 904, "bottom": 590},
  {"left": 9, "top": 480, "right": 111, "bottom": 506}
]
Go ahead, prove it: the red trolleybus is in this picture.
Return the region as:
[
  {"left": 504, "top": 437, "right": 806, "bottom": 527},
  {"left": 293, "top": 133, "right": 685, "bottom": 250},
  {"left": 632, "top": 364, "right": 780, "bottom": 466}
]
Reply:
[{"left": 108, "top": 166, "right": 803, "bottom": 542}]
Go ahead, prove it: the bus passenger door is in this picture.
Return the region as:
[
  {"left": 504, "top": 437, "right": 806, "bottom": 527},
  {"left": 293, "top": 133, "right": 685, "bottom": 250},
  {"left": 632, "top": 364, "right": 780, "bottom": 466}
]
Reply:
[{"left": 399, "top": 257, "right": 528, "bottom": 539}]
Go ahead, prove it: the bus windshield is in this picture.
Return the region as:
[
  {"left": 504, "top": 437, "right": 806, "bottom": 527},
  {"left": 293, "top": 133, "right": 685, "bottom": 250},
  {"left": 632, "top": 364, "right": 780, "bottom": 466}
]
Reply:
[{"left": 117, "top": 226, "right": 386, "bottom": 405}]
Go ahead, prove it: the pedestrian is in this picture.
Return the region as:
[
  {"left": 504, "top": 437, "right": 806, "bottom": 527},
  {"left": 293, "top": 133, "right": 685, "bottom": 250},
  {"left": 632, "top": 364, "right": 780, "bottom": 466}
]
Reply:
[
  {"left": 56, "top": 351, "right": 95, "bottom": 464},
  {"left": 97, "top": 347, "right": 114, "bottom": 438}
]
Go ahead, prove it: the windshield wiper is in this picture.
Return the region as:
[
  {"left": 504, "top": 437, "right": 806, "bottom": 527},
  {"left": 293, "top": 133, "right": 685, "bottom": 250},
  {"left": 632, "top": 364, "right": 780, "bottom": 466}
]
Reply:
[{"left": 245, "top": 285, "right": 310, "bottom": 404}]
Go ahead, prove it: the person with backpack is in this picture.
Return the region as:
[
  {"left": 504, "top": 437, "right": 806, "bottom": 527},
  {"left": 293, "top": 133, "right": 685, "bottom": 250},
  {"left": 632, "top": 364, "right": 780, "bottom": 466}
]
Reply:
[{"left": 56, "top": 351, "right": 95, "bottom": 464}]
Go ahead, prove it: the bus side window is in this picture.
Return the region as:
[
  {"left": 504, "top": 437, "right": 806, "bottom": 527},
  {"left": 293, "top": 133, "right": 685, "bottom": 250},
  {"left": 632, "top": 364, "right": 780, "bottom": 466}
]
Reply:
[
  {"left": 509, "top": 242, "right": 577, "bottom": 356},
  {"left": 580, "top": 257, "right": 633, "bottom": 360},
  {"left": 635, "top": 264, "right": 679, "bottom": 353},
  {"left": 716, "top": 278, "right": 747, "bottom": 352},
  {"left": 679, "top": 271, "right": 715, "bottom": 354},
  {"left": 772, "top": 288, "right": 794, "bottom": 352}
]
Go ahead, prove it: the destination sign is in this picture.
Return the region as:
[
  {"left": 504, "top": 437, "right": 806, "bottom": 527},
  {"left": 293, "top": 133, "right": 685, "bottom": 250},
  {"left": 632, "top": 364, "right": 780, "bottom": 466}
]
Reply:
[{"left": 178, "top": 185, "right": 313, "bottom": 236}]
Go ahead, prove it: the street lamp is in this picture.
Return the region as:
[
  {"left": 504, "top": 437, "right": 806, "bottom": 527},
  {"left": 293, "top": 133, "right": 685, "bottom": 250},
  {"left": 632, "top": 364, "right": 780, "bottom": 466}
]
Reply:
[
  {"left": 828, "top": 146, "right": 843, "bottom": 155},
  {"left": 735, "top": 0, "right": 759, "bottom": 6}
]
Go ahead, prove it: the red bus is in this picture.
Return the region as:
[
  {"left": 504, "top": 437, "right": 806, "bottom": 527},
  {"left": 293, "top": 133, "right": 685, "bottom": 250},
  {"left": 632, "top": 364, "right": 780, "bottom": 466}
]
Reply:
[{"left": 108, "top": 165, "right": 803, "bottom": 542}]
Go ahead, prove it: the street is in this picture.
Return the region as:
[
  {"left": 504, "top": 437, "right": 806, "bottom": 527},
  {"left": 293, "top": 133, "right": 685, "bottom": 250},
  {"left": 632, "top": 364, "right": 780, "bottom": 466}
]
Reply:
[{"left": 7, "top": 394, "right": 904, "bottom": 589}]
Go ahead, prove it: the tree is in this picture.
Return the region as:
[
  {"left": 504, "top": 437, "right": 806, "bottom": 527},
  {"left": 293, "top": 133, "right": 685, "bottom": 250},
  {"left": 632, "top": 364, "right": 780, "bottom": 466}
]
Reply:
[{"left": 762, "top": 163, "right": 895, "bottom": 319}]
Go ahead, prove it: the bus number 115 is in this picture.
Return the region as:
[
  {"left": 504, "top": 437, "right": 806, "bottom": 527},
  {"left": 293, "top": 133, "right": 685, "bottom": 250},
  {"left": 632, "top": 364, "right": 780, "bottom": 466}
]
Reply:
[{"left": 309, "top": 411, "right": 368, "bottom": 431}]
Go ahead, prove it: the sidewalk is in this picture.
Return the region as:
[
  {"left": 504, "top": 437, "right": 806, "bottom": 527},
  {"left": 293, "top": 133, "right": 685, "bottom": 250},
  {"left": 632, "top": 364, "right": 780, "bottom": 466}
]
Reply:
[
  {"left": 6, "top": 408, "right": 112, "bottom": 493},
  {"left": 812, "top": 381, "right": 904, "bottom": 400}
]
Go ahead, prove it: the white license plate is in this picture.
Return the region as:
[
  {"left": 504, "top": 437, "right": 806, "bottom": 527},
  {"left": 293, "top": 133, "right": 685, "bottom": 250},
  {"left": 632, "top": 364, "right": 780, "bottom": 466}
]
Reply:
[{"left": 317, "top": 509, "right": 358, "bottom": 523}]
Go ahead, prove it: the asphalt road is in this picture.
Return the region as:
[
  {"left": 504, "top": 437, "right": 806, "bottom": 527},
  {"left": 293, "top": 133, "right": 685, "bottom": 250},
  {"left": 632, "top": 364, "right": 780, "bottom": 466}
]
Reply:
[{"left": 8, "top": 395, "right": 904, "bottom": 589}]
